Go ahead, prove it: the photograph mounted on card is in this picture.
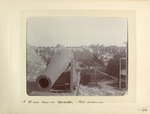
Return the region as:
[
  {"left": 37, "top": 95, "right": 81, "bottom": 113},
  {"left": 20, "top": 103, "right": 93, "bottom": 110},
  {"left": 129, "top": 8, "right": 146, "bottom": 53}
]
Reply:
[
  {"left": 2, "top": 0, "right": 150, "bottom": 114},
  {"left": 20, "top": 9, "right": 136, "bottom": 103}
]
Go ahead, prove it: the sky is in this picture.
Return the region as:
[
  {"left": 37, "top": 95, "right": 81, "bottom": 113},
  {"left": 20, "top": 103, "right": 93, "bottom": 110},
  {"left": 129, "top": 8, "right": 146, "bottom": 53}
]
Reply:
[{"left": 27, "top": 17, "right": 127, "bottom": 47}]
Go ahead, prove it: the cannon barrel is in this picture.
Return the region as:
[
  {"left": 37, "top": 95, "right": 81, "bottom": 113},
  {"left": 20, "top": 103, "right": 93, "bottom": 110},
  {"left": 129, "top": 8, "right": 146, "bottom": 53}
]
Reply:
[{"left": 36, "top": 47, "right": 74, "bottom": 91}]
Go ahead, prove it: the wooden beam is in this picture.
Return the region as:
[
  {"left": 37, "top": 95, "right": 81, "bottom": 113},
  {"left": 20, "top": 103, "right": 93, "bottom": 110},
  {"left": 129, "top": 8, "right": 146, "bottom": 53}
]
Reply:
[
  {"left": 119, "top": 58, "right": 122, "bottom": 89},
  {"left": 70, "top": 60, "right": 74, "bottom": 93}
]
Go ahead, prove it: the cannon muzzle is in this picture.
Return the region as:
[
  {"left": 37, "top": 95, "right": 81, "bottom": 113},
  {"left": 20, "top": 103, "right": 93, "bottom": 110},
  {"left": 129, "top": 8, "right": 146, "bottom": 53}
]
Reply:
[{"left": 35, "top": 47, "right": 74, "bottom": 91}]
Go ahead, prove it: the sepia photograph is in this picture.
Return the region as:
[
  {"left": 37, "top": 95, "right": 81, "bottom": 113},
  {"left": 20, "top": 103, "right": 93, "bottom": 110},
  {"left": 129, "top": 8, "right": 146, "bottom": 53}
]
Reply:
[
  {"left": 2, "top": 0, "right": 150, "bottom": 114},
  {"left": 26, "top": 17, "right": 128, "bottom": 96}
]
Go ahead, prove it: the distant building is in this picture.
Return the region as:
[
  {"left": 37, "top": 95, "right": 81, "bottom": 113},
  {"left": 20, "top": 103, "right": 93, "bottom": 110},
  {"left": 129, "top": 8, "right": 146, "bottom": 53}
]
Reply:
[{"left": 33, "top": 45, "right": 127, "bottom": 65}]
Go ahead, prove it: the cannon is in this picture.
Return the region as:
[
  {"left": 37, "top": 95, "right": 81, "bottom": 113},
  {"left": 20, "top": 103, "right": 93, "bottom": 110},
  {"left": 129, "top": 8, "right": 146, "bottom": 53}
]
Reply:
[{"left": 35, "top": 47, "right": 74, "bottom": 92}]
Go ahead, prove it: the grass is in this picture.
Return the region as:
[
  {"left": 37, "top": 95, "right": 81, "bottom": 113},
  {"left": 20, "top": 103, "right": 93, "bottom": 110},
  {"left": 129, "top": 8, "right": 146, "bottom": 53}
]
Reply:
[{"left": 108, "top": 81, "right": 126, "bottom": 89}]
